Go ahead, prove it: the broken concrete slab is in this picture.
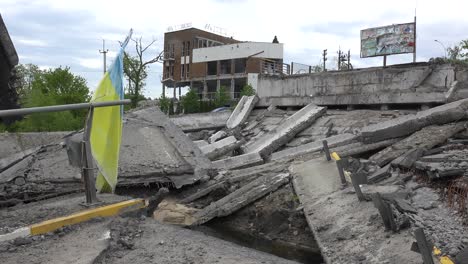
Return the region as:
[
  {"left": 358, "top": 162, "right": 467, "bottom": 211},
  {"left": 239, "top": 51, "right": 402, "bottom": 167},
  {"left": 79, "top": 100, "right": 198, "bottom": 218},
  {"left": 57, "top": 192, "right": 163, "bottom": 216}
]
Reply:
[
  {"left": 194, "top": 140, "right": 209, "bottom": 148},
  {"left": 200, "top": 136, "right": 243, "bottom": 160},
  {"left": 368, "top": 164, "right": 391, "bottom": 184},
  {"left": 333, "top": 138, "right": 401, "bottom": 158},
  {"left": 391, "top": 149, "right": 425, "bottom": 169},
  {"left": 414, "top": 161, "right": 465, "bottom": 180},
  {"left": 121, "top": 107, "right": 214, "bottom": 187},
  {"left": 212, "top": 152, "right": 263, "bottom": 170},
  {"left": 0, "top": 132, "right": 70, "bottom": 159},
  {"left": 208, "top": 130, "right": 227, "bottom": 144},
  {"left": 360, "top": 98, "right": 468, "bottom": 143},
  {"left": 191, "top": 173, "right": 290, "bottom": 225},
  {"left": 270, "top": 133, "right": 357, "bottom": 161},
  {"left": 0, "top": 146, "right": 40, "bottom": 173},
  {"left": 369, "top": 122, "right": 467, "bottom": 167},
  {"left": 170, "top": 111, "right": 231, "bottom": 132},
  {"left": 242, "top": 103, "right": 326, "bottom": 158},
  {"left": 226, "top": 95, "right": 258, "bottom": 129}
]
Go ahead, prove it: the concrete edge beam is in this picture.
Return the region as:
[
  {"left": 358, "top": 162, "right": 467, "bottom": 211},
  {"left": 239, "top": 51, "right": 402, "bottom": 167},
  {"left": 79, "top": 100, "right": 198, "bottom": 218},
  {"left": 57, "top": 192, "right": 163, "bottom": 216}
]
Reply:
[
  {"left": 243, "top": 103, "right": 326, "bottom": 158},
  {"left": 200, "top": 136, "right": 242, "bottom": 160},
  {"left": 226, "top": 95, "right": 259, "bottom": 129},
  {"left": 270, "top": 133, "right": 357, "bottom": 162},
  {"left": 212, "top": 152, "right": 264, "bottom": 170}
]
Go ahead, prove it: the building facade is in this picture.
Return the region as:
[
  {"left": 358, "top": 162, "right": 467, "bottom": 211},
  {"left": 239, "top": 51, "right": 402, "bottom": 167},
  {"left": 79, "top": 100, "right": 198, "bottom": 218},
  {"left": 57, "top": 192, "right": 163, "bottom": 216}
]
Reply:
[{"left": 162, "top": 28, "right": 285, "bottom": 100}]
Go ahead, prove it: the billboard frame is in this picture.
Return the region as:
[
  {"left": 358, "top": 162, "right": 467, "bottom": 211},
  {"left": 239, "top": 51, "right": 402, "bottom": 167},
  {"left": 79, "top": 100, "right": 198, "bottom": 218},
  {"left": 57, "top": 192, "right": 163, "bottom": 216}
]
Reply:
[{"left": 360, "top": 17, "right": 416, "bottom": 62}]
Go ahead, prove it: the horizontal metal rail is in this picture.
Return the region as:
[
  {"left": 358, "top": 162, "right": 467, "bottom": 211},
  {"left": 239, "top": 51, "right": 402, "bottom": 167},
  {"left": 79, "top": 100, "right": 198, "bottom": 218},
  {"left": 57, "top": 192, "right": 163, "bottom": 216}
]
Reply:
[{"left": 0, "top": 99, "right": 131, "bottom": 117}]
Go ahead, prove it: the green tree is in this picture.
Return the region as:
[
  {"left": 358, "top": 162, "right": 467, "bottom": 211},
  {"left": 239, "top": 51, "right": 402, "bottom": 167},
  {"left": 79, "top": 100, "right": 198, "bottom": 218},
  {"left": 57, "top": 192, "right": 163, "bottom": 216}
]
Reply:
[
  {"left": 5, "top": 67, "right": 90, "bottom": 132},
  {"left": 159, "top": 94, "right": 170, "bottom": 114},
  {"left": 11, "top": 63, "right": 41, "bottom": 104},
  {"left": 240, "top": 84, "right": 256, "bottom": 97},
  {"left": 214, "top": 86, "right": 230, "bottom": 107},
  {"left": 182, "top": 89, "right": 200, "bottom": 113},
  {"left": 123, "top": 37, "right": 162, "bottom": 108}
]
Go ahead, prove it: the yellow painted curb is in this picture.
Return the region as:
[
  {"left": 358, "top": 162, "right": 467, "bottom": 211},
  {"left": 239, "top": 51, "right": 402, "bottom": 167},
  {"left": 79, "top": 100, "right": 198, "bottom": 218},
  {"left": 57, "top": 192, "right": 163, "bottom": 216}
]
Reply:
[
  {"left": 434, "top": 246, "right": 455, "bottom": 264},
  {"left": 30, "top": 198, "right": 145, "bottom": 235},
  {"left": 331, "top": 152, "right": 341, "bottom": 161}
]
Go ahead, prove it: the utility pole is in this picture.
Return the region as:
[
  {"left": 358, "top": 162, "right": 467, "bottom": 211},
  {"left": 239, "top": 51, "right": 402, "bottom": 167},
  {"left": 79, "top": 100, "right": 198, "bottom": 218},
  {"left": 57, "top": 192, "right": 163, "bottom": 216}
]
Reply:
[
  {"left": 322, "top": 49, "right": 327, "bottom": 71},
  {"left": 347, "top": 50, "right": 351, "bottom": 70},
  {"left": 99, "top": 39, "right": 109, "bottom": 74},
  {"left": 337, "top": 49, "right": 341, "bottom": 70}
]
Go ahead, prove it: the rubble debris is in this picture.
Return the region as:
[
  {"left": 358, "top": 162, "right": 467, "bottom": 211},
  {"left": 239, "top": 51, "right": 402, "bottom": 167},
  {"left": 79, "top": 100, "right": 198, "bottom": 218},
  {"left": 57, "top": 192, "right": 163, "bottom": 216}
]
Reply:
[
  {"left": 119, "top": 107, "right": 214, "bottom": 188},
  {"left": 170, "top": 111, "right": 231, "bottom": 132},
  {"left": 193, "top": 140, "right": 208, "bottom": 148},
  {"left": 208, "top": 130, "right": 227, "bottom": 144},
  {"left": 243, "top": 103, "right": 326, "bottom": 158},
  {"left": 369, "top": 122, "right": 466, "bottom": 167},
  {"left": 145, "top": 187, "right": 169, "bottom": 217},
  {"left": 414, "top": 161, "right": 465, "bottom": 180},
  {"left": 270, "top": 133, "right": 357, "bottom": 161},
  {"left": 180, "top": 181, "right": 229, "bottom": 204},
  {"left": 391, "top": 149, "right": 425, "bottom": 169},
  {"left": 200, "top": 136, "right": 243, "bottom": 160},
  {"left": 191, "top": 173, "right": 290, "bottom": 225},
  {"left": 187, "top": 130, "right": 214, "bottom": 141},
  {"left": 0, "top": 132, "right": 69, "bottom": 159},
  {"left": 226, "top": 95, "right": 258, "bottom": 129},
  {"left": 360, "top": 98, "right": 468, "bottom": 143},
  {"left": 0, "top": 147, "right": 40, "bottom": 173},
  {"left": 153, "top": 201, "right": 199, "bottom": 225},
  {"left": 447, "top": 177, "right": 468, "bottom": 217},
  {"left": 368, "top": 164, "right": 391, "bottom": 184},
  {"left": 212, "top": 152, "right": 263, "bottom": 170},
  {"left": 333, "top": 138, "right": 401, "bottom": 157}
]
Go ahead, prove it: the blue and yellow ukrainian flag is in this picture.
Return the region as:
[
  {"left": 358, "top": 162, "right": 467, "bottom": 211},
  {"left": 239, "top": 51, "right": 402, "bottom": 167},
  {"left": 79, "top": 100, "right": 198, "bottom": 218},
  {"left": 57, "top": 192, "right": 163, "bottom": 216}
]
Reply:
[{"left": 90, "top": 30, "right": 132, "bottom": 193}]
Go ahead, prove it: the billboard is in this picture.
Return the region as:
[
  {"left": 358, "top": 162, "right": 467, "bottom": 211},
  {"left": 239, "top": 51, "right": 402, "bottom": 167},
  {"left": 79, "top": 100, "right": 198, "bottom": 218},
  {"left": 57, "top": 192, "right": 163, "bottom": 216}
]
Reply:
[{"left": 360, "top": 22, "right": 415, "bottom": 58}]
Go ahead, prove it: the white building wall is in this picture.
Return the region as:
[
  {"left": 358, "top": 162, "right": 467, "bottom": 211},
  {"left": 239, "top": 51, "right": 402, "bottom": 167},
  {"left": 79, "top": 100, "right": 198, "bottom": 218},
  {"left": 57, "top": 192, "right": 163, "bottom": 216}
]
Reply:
[{"left": 192, "top": 42, "right": 283, "bottom": 63}]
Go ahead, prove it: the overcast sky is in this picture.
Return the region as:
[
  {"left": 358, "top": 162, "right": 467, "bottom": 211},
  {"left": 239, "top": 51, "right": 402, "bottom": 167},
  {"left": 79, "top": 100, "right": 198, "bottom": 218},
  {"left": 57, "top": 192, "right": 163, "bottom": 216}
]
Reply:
[{"left": 2, "top": 0, "right": 468, "bottom": 99}]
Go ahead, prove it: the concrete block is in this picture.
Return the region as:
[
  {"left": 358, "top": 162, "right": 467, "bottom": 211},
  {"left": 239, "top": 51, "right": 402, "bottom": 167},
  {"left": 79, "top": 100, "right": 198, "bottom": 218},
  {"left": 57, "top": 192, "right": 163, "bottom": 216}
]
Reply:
[
  {"left": 194, "top": 140, "right": 209, "bottom": 148},
  {"left": 170, "top": 111, "right": 231, "bottom": 132},
  {"left": 226, "top": 95, "right": 258, "bottom": 129},
  {"left": 200, "top": 136, "right": 243, "bottom": 160},
  {"left": 360, "top": 98, "right": 468, "bottom": 143},
  {"left": 270, "top": 133, "right": 357, "bottom": 161},
  {"left": 208, "top": 130, "right": 227, "bottom": 144},
  {"left": 212, "top": 152, "right": 264, "bottom": 170},
  {"left": 368, "top": 164, "right": 391, "bottom": 184},
  {"left": 243, "top": 103, "right": 326, "bottom": 158}
]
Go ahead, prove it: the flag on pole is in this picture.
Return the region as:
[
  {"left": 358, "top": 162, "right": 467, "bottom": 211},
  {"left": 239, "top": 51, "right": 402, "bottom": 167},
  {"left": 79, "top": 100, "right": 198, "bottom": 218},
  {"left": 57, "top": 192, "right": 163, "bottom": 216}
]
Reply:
[{"left": 90, "top": 29, "right": 132, "bottom": 193}]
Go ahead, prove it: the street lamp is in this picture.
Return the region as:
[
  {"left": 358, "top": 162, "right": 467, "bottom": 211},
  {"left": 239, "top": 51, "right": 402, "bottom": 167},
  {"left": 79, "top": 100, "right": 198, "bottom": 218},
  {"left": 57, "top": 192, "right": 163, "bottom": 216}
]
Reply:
[{"left": 434, "top": 40, "right": 447, "bottom": 58}]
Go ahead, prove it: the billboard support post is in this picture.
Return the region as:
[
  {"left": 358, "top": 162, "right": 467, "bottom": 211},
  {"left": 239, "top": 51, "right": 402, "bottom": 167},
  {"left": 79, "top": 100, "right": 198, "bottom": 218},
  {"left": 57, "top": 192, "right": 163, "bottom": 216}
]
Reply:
[{"left": 413, "top": 15, "right": 417, "bottom": 63}]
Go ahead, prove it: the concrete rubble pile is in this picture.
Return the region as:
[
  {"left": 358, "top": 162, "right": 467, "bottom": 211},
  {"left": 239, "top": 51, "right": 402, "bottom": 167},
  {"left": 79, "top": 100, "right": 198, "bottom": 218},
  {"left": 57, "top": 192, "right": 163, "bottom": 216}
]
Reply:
[
  {"left": 162, "top": 96, "right": 468, "bottom": 263},
  {"left": 3, "top": 91, "right": 468, "bottom": 263},
  {"left": 0, "top": 107, "right": 214, "bottom": 207}
]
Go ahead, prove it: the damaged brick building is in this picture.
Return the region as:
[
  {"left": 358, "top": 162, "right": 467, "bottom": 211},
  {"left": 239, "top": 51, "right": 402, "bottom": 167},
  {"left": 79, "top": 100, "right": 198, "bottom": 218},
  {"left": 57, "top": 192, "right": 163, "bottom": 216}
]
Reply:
[{"left": 162, "top": 27, "right": 285, "bottom": 100}]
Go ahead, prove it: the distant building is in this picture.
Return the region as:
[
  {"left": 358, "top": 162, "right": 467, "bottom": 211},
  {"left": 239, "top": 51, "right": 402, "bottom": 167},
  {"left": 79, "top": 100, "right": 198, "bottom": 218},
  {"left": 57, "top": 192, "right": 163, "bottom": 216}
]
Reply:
[{"left": 162, "top": 28, "right": 285, "bottom": 100}]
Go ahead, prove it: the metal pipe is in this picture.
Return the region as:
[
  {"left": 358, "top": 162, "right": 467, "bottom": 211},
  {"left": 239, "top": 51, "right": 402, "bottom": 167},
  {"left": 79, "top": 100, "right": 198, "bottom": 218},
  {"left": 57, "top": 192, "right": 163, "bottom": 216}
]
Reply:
[{"left": 0, "top": 99, "right": 131, "bottom": 117}]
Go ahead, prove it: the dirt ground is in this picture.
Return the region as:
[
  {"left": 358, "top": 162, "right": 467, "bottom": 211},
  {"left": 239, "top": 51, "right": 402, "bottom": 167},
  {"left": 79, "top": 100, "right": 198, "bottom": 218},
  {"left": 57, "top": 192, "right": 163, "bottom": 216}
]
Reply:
[{"left": 93, "top": 216, "right": 301, "bottom": 264}]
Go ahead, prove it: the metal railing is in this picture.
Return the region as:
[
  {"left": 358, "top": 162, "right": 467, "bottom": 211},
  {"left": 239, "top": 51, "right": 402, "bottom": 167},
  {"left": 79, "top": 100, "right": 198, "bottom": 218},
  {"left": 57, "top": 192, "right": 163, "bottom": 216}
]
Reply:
[
  {"left": 163, "top": 51, "right": 175, "bottom": 60},
  {"left": 260, "top": 59, "right": 290, "bottom": 75},
  {"left": 0, "top": 99, "right": 131, "bottom": 204}
]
